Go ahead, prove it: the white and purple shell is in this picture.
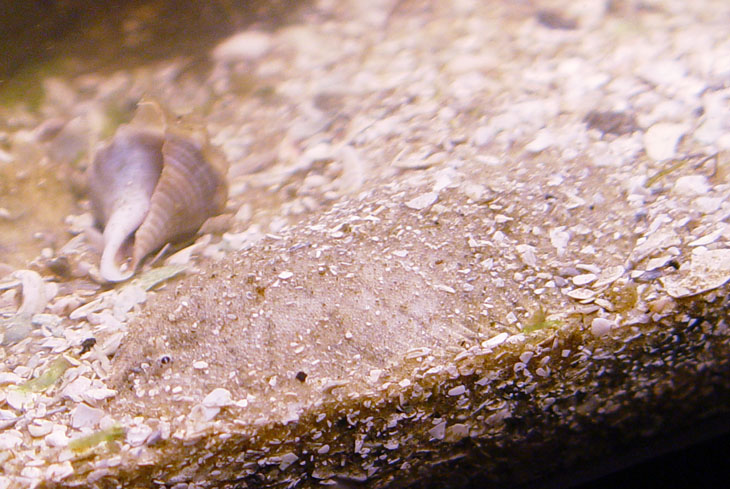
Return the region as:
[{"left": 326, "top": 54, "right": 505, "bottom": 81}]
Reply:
[{"left": 88, "top": 122, "right": 228, "bottom": 282}]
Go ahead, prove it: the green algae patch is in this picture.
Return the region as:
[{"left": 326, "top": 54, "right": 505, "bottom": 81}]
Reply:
[
  {"left": 68, "top": 426, "right": 126, "bottom": 453},
  {"left": 522, "top": 307, "right": 563, "bottom": 333},
  {"left": 131, "top": 264, "right": 188, "bottom": 291},
  {"left": 16, "top": 356, "right": 72, "bottom": 393}
]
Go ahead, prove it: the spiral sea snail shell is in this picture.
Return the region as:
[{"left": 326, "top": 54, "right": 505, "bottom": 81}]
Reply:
[{"left": 88, "top": 102, "right": 228, "bottom": 282}]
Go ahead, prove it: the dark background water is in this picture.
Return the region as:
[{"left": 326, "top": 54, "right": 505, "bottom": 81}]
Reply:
[
  {"left": 517, "top": 414, "right": 730, "bottom": 489},
  {"left": 0, "top": 0, "right": 304, "bottom": 78},
  {"left": 574, "top": 431, "right": 729, "bottom": 489}
]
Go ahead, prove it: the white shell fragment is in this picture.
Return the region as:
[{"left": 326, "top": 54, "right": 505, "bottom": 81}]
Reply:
[
  {"left": 463, "top": 183, "right": 490, "bottom": 202},
  {"left": 126, "top": 424, "right": 154, "bottom": 447},
  {"left": 661, "top": 249, "right": 730, "bottom": 298},
  {"left": 630, "top": 228, "right": 681, "bottom": 265},
  {"left": 448, "top": 385, "right": 466, "bottom": 396},
  {"left": 71, "top": 403, "right": 106, "bottom": 429},
  {"left": 62, "top": 376, "right": 92, "bottom": 402},
  {"left": 14, "top": 270, "right": 49, "bottom": 316},
  {"left": 1, "top": 270, "right": 52, "bottom": 345},
  {"left": 592, "top": 265, "right": 625, "bottom": 288},
  {"left": 405, "top": 192, "right": 439, "bottom": 210},
  {"left": 473, "top": 126, "right": 495, "bottom": 146},
  {"left": 646, "top": 255, "right": 675, "bottom": 271},
  {"left": 0, "top": 431, "right": 23, "bottom": 450},
  {"left": 566, "top": 288, "right": 597, "bottom": 301},
  {"left": 524, "top": 128, "right": 555, "bottom": 153},
  {"left": 83, "top": 387, "right": 117, "bottom": 403},
  {"left": 643, "top": 123, "right": 687, "bottom": 161},
  {"left": 212, "top": 31, "right": 272, "bottom": 62},
  {"left": 190, "top": 404, "right": 220, "bottom": 423},
  {"left": 672, "top": 175, "right": 710, "bottom": 197},
  {"left": 572, "top": 273, "right": 597, "bottom": 286},
  {"left": 549, "top": 227, "right": 571, "bottom": 255},
  {"left": 6, "top": 390, "right": 31, "bottom": 411},
  {"left": 692, "top": 196, "right": 722, "bottom": 214},
  {"left": 482, "top": 332, "right": 509, "bottom": 349},
  {"left": 428, "top": 421, "right": 447, "bottom": 440},
  {"left": 0, "top": 409, "right": 18, "bottom": 430},
  {"left": 45, "top": 462, "right": 74, "bottom": 483},
  {"left": 279, "top": 452, "right": 299, "bottom": 471},
  {"left": 45, "top": 428, "right": 71, "bottom": 448},
  {"left": 516, "top": 244, "right": 538, "bottom": 268},
  {"left": 113, "top": 285, "right": 147, "bottom": 319},
  {"left": 688, "top": 227, "right": 724, "bottom": 247},
  {"left": 202, "top": 388, "right": 233, "bottom": 408},
  {"left": 28, "top": 420, "right": 54, "bottom": 437}
]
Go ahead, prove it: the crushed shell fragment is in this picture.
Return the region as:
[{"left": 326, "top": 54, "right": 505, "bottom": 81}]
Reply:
[{"left": 660, "top": 249, "right": 730, "bottom": 298}]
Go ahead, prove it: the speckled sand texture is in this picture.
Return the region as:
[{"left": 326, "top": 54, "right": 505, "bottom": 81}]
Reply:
[{"left": 1, "top": 0, "right": 730, "bottom": 488}]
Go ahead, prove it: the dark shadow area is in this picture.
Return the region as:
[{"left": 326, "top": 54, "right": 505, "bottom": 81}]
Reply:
[
  {"left": 511, "top": 414, "right": 730, "bottom": 489},
  {"left": 0, "top": 0, "right": 307, "bottom": 99},
  {"left": 572, "top": 431, "right": 730, "bottom": 489}
]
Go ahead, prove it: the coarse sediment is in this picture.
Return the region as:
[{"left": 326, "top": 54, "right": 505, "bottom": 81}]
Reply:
[{"left": 1, "top": 0, "right": 730, "bottom": 488}]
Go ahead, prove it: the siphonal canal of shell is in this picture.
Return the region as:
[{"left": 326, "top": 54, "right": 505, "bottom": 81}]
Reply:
[{"left": 88, "top": 101, "right": 229, "bottom": 282}]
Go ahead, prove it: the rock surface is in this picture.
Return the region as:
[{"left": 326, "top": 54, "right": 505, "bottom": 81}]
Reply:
[{"left": 1, "top": 0, "right": 730, "bottom": 488}]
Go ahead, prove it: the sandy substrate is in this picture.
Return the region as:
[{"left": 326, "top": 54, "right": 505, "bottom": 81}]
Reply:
[{"left": 1, "top": 1, "right": 730, "bottom": 487}]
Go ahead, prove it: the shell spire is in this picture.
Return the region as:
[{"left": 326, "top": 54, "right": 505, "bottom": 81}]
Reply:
[
  {"left": 130, "top": 130, "right": 228, "bottom": 269},
  {"left": 88, "top": 101, "right": 229, "bottom": 282}
]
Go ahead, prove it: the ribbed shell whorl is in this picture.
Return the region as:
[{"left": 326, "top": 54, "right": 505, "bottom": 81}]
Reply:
[{"left": 131, "top": 131, "right": 228, "bottom": 269}]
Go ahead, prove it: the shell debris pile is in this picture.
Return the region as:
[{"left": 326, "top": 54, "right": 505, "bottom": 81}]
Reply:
[{"left": 1, "top": 0, "right": 730, "bottom": 487}]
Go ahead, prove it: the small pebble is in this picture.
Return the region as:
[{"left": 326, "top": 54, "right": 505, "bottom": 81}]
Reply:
[
  {"left": 448, "top": 385, "right": 466, "bottom": 396},
  {"left": 536, "top": 9, "right": 578, "bottom": 30},
  {"left": 590, "top": 317, "right": 613, "bottom": 337},
  {"left": 429, "top": 421, "right": 447, "bottom": 440},
  {"left": 584, "top": 110, "right": 637, "bottom": 136},
  {"left": 673, "top": 175, "right": 710, "bottom": 196},
  {"left": 572, "top": 273, "right": 597, "bottom": 286},
  {"left": 482, "top": 332, "right": 509, "bottom": 349},
  {"left": 473, "top": 126, "right": 495, "bottom": 146},
  {"left": 202, "top": 388, "right": 233, "bottom": 408},
  {"left": 692, "top": 196, "right": 722, "bottom": 214},
  {"left": 28, "top": 420, "right": 53, "bottom": 437},
  {"left": 643, "top": 123, "right": 687, "bottom": 161},
  {"left": 524, "top": 129, "right": 555, "bottom": 153},
  {"left": 279, "top": 452, "right": 299, "bottom": 471}
]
